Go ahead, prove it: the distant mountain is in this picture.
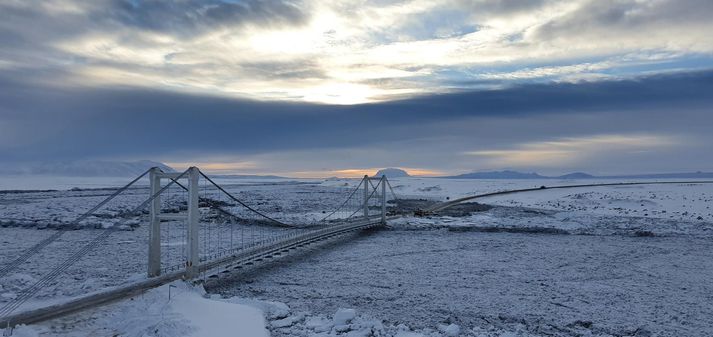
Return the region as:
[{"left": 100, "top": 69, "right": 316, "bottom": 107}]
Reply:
[
  {"left": 442, "top": 170, "right": 713, "bottom": 179},
  {"left": 211, "top": 174, "right": 286, "bottom": 179},
  {"left": 556, "top": 172, "right": 595, "bottom": 179},
  {"left": 599, "top": 172, "right": 713, "bottom": 179},
  {"left": 446, "top": 170, "right": 546, "bottom": 179},
  {"left": 374, "top": 168, "right": 410, "bottom": 178},
  {"left": 0, "top": 160, "right": 174, "bottom": 177}
]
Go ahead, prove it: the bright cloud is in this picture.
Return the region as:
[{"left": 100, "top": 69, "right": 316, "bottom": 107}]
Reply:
[{"left": 2, "top": 0, "right": 712, "bottom": 104}]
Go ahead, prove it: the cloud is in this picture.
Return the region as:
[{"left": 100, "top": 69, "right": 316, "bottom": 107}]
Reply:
[
  {"left": 527, "top": 0, "right": 713, "bottom": 54},
  {"left": 1, "top": 1, "right": 713, "bottom": 175},
  {"left": 105, "top": 0, "right": 310, "bottom": 35},
  {"left": 1, "top": 69, "right": 712, "bottom": 175},
  {"left": 165, "top": 161, "right": 260, "bottom": 173},
  {"left": 465, "top": 134, "right": 681, "bottom": 168},
  {"left": 450, "top": 0, "right": 556, "bottom": 22},
  {"left": 1, "top": 0, "right": 712, "bottom": 104}
]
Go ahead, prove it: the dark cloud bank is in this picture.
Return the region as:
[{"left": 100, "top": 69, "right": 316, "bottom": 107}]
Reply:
[{"left": 1, "top": 69, "right": 712, "bottom": 171}]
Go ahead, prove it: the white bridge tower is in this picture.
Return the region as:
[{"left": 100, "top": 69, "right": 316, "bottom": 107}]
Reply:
[{"left": 147, "top": 167, "right": 200, "bottom": 278}]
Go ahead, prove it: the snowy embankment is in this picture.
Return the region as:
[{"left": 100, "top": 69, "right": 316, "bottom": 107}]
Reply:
[
  {"left": 5, "top": 281, "right": 461, "bottom": 337},
  {"left": 389, "top": 206, "right": 713, "bottom": 237},
  {"left": 385, "top": 178, "right": 713, "bottom": 238},
  {"left": 5, "top": 282, "right": 269, "bottom": 337}
]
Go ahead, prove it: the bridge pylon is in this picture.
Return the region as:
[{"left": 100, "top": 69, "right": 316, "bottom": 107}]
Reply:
[
  {"left": 185, "top": 167, "right": 200, "bottom": 279},
  {"left": 147, "top": 167, "right": 200, "bottom": 278},
  {"left": 363, "top": 175, "right": 369, "bottom": 219},
  {"left": 147, "top": 168, "right": 161, "bottom": 277},
  {"left": 361, "top": 175, "right": 388, "bottom": 223},
  {"left": 381, "top": 175, "right": 386, "bottom": 224}
]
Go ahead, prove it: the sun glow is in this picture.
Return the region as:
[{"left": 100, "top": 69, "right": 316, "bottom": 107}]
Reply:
[
  {"left": 25, "top": 0, "right": 711, "bottom": 105},
  {"left": 296, "top": 167, "right": 444, "bottom": 178},
  {"left": 465, "top": 134, "right": 680, "bottom": 167}
]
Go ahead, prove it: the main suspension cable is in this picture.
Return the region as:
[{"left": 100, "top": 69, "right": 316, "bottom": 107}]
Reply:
[
  {"left": 319, "top": 178, "right": 365, "bottom": 223},
  {"left": 198, "top": 170, "right": 291, "bottom": 227}
]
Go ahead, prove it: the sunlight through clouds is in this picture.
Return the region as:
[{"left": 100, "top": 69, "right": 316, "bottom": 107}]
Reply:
[
  {"left": 3, "top": 0, "right": 712, "bottom": 104},
  {"left": 464, "top": 134, "right": 681, "bottom": 168},
  {"left": 293, "top": 167, "right": 445, "bottom": 178}
]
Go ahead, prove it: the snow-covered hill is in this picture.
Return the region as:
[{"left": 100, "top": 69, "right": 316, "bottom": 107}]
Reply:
[{"left": 374, "top": 168, "right": 410, "bottom": 178}]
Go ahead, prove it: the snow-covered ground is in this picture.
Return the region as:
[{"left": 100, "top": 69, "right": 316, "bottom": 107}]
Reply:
[
  {"left": 383, "top": 178, "right": 713, "bottom": 223},
  {"left": 8, "top": 281, "right": 270, "bottom": 337},
  {"left": 2, "top": 177, "right": 713, "bottom": 336}
]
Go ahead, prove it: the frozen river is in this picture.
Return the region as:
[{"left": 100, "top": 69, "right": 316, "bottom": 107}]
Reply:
[{"left": 208, "top": 224, "right": 713, "bottom": 336}]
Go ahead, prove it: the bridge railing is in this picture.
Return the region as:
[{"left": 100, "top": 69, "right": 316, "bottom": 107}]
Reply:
[{"left": 150, "top": 171, "right": 397, "bottom": 279}]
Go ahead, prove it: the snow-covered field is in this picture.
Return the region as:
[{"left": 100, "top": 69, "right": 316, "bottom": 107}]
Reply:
[
  {"left": 2, "top": 177, "right": 713, "bottom": 336},
  {"left": 384, "top": 178, "right": 713, "bottom": 223}
]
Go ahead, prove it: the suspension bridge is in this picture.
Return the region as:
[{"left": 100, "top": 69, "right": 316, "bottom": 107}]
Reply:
[
  {"left": 0, "top": 167, "right": 400, "bottom": 327},
  {"left": 3, "top": 169, "right": 711, "bottom": 328}
]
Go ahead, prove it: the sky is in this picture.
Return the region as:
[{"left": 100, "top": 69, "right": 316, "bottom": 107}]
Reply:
[{"left": 1, "top": 0, "right": 712, "bottom": 177}]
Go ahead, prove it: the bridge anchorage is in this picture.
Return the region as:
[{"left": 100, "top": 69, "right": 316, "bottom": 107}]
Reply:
[{"left": 0, "top": 168, "right": 399, "bottom": 327}]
